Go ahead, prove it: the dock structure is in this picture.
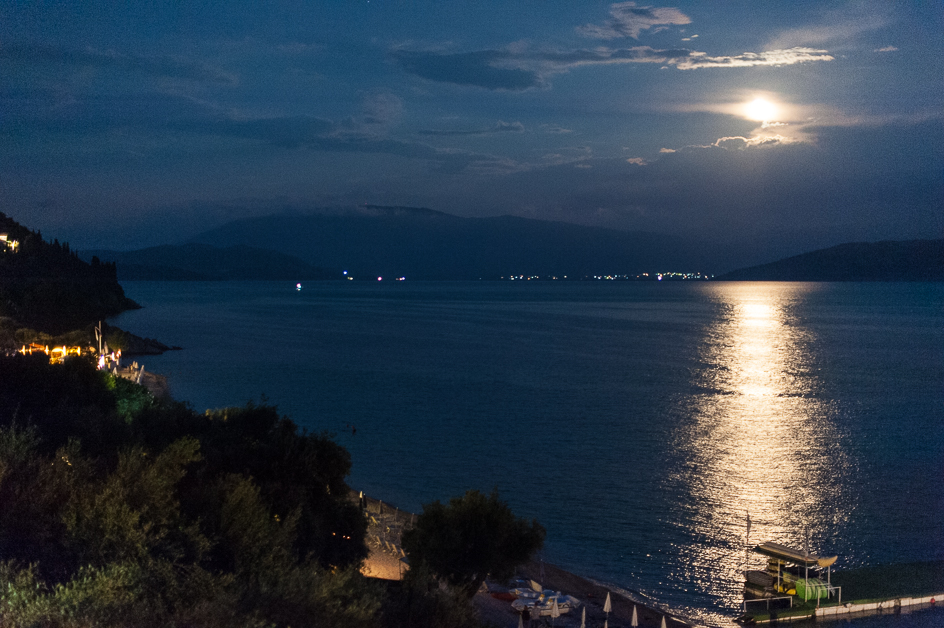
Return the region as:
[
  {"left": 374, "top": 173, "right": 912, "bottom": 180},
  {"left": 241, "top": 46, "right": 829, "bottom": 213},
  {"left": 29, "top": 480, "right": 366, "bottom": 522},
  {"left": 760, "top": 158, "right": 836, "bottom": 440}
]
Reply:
[
  {"left": 814, "top": 593, "right": 940, "bottom": 619},
  {"left": 740, "top": 542, "right": 943, "bottom": 624}
]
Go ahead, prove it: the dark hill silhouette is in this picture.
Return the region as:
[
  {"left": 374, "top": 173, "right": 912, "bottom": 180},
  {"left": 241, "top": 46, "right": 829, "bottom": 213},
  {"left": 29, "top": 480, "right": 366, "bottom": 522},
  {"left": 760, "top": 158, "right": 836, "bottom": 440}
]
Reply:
[
  {"left": 81, "top": 243, "right": 338, "bottom": 281},
  {"left": 0, "top": 212, "right": 138, "bottom": 334},
  {"left": 187, "top": 206, "right": 712, "bottom": 279},
  {"left": 717, "top": 240, "right": 944, "bottom": 281}
]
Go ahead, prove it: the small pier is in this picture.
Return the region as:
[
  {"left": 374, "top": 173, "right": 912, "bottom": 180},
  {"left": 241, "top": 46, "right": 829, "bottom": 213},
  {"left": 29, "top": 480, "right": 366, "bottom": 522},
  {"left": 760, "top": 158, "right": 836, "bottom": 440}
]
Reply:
[{"left": 740, "top": 542, "right": 943, "bottom": 624}]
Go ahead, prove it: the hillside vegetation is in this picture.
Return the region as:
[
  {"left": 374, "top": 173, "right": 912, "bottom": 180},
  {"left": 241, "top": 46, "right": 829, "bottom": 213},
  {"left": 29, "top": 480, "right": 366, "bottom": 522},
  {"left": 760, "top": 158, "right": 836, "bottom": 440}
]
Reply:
[
  {"left": 0, "top": 354, "right": 517, "bottom": 627},
  {"left": 0, "top": 212, "right": 139, "bottom": 334}
]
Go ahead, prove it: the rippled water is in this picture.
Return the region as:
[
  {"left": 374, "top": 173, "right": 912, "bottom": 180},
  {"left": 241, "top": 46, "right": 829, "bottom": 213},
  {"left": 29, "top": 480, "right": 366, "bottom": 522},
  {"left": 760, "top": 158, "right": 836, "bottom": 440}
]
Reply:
[{"left": 112, "top": 281, "right": 944, "bottom": 627}]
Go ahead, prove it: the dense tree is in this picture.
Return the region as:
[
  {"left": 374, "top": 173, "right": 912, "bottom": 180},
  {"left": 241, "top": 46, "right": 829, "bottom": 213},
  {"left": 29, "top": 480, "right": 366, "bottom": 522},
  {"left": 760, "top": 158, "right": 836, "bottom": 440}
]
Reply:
[
  {"left": 0, "top": 353, "right": 378, "bottom": 626},
  {"left": 0, "top": 212, "right": 136, "bottom": 334},
  {"left": 381, "top": 561, "right": 485, "bottom": 628},
  {"left": 401, "top": 489, "right": 546, "bottom": 598},
  {"left": 0, "top": 352, "right": 537, "bottom": 625}
]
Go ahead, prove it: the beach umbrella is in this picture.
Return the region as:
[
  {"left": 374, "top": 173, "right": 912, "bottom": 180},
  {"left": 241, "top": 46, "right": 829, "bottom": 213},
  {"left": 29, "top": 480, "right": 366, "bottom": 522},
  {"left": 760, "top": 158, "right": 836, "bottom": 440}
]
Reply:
[
  {"left": 518, "top": 614, "right": 523, "bottom": 628},
  {"left": 550, "top": 597, "right": 560, "bottom": 627},
  {"left": 661, "top": 615, "right": 667, "bottom": 628},
  {"left": 604, "top": 621, "right": 608, "bottom": 628},
  {"left": 580, "top": 606, "right": 585, "bottom": 628},
  {"left": 603, "top": 592, "right": 612, "bottom": 614},
  {"left": 631, "top": 604, "right": 638, "bottom": 627}
]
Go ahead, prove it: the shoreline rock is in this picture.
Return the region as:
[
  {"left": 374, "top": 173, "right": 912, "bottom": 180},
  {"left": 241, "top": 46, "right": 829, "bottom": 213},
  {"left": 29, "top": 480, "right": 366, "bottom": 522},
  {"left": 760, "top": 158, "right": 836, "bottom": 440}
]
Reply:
[
  {"left": 102, "top": 322, "right": 182, "bottom": 355},
  {"left": 139, "top": 370, "right": 172, "bottom": 400}
]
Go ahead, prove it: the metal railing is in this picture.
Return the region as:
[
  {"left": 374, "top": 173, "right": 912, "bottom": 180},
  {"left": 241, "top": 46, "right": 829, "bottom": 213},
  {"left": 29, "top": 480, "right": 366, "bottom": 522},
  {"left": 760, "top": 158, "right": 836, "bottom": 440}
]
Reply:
[
  {"left": 743, "top": 595, "right": 793, "bottom": 613},
  {"left": 819, "top": 585, "right": 841, "bottom": 606}
]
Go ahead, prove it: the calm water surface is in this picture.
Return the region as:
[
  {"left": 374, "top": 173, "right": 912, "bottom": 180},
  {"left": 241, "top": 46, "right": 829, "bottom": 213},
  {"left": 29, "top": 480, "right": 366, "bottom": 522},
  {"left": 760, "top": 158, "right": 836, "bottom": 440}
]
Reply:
[{"left": 112, "top": 281, "right": 944, "bottom": 627}]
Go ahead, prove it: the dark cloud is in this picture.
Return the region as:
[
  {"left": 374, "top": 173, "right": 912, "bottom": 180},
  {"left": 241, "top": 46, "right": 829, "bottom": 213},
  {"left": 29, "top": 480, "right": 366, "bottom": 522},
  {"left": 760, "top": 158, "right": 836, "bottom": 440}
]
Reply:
[
  {"left": 392, "top": 44, "right": 830, "bottom": 90},
  {"left": 391, "top": 46, "right": 678, "bottom": 90},
  {"left": 577, "top": 2, "right": 691, "bottom": 40},
  {"left": 419, "top": 120, "right": 525, "bottom": 136},
  {"left": 0, "top": 44, "right": 237, "bottom": 85},
  {"left": 199, "top": 117, "right": 335, "bottom": 148},
  {"left": 1, "top": 90, "right": 221, "bottom": 137},
  {"left": 391, "top": 49, "right": 542, "bottom": 90},
  {"left": 0, "top": 85, "right": 505, "bottom": 172},
  {"left": 1, "top": 89, "right": 331, "bottom": 148}
]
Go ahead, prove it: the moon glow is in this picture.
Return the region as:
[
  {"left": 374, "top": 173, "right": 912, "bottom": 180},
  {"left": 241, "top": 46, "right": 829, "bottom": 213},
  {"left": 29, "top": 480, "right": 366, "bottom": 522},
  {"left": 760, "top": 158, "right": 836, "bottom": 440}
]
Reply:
[{"left": 744, "top": 98, "right": 778, "bottom": 121}]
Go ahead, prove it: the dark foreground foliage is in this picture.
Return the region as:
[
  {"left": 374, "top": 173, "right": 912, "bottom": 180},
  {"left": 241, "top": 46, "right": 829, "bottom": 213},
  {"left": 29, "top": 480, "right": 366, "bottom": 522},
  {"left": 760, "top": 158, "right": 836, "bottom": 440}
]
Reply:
[
  {"left": 0, "top": 354, "right": 384, "bottom": 627},
  {"left": 0, "top": 354, "right": 505, "bottom": 626},
  {"left": 0, "top": 212, "right": 139, "bottom": 335},
  {"left": 402, "top": 489, "right": 546, "bottom": 598}
]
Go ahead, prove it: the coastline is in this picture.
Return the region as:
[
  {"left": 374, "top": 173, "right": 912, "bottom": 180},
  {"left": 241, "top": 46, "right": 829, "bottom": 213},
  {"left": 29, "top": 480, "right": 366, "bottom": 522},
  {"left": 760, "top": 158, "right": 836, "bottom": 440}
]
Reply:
[
  {"left": 111, "top": 356, "right": 700, "bottom": 626},
  {"left": 357, "top": 493, "right": 698, "bottom": 627},
  {"left": 496, "top": 560, "right": 695, "bottom": 628}
]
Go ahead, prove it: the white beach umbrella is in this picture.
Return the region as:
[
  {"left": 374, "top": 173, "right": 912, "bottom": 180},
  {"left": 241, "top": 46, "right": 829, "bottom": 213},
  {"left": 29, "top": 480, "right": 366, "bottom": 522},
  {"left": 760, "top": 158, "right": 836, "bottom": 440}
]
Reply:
[
  {"left": 551, "top": 597, "right": 560, "bottom": 618},
  {"left": 580, "top": 606, "right": 586, "bottom": 628},
  {"left": 518, "top": 614, "right": 524, "bottom": 628},
  {"left": 603, "top": 592, "right": 612, "bottom": 614},
  {"left": 604, "top": 621, "right": 608, "bottom": 628},
  {"left": 631, "top": 604, "right": 638, "bottom": 627},
  {"left": 661, "top": 615, "right": 667, "bottom": 628}
]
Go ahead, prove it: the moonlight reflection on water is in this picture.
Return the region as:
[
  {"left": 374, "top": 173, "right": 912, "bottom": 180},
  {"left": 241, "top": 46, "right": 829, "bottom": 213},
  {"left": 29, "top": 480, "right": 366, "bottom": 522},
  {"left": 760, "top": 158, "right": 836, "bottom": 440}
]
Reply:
[{"left": 665, "top": 284, "right": 855, "bottom": 615}]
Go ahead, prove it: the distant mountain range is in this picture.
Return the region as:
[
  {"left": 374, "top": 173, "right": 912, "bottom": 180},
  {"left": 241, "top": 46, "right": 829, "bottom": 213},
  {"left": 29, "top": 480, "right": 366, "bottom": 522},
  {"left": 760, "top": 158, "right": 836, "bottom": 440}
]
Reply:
[
  {"left": 716, "top": 240, "right": 944, "bottom": 281},
  {"left": 79, "top": 207, "right": 943, "bottom": 282},
  {"left": 185, "top": 206, "right": 711, "bottom": 279}
]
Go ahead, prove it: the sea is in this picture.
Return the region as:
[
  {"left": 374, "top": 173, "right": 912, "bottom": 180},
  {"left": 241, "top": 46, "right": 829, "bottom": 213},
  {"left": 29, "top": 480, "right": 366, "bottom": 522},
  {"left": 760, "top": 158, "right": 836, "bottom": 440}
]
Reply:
[{"left": 110, "top": 280, "right": 944, "bottom": 627}]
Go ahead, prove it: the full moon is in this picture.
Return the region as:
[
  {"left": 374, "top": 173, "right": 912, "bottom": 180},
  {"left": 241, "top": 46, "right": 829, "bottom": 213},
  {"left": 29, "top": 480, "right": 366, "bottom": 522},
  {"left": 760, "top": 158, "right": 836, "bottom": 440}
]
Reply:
[{"left": 744, "top": 98, "right": 778, "bottom": 121}]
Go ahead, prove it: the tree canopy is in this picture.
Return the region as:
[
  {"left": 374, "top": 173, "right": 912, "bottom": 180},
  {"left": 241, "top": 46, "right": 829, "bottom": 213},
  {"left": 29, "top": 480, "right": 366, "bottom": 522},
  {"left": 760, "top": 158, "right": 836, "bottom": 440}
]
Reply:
[
  {"left": 0, "top": 352, "right": 527, "bottom": 625},
  {"left": 0, "top": 211, "right": 137, "bottom": 335},
  {"left": 0, "top": 353, "right": 376, "bottom": 627},
  {"left": 401, "top": 489, "right": 546, "bottom": 597}
]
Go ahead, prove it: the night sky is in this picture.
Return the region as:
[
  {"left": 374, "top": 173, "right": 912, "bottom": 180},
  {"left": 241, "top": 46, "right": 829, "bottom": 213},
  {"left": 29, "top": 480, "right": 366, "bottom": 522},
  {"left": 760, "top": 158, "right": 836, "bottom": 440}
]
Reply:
[{"left": 2, "top": 1, "right": 942, "bottom": 259}]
